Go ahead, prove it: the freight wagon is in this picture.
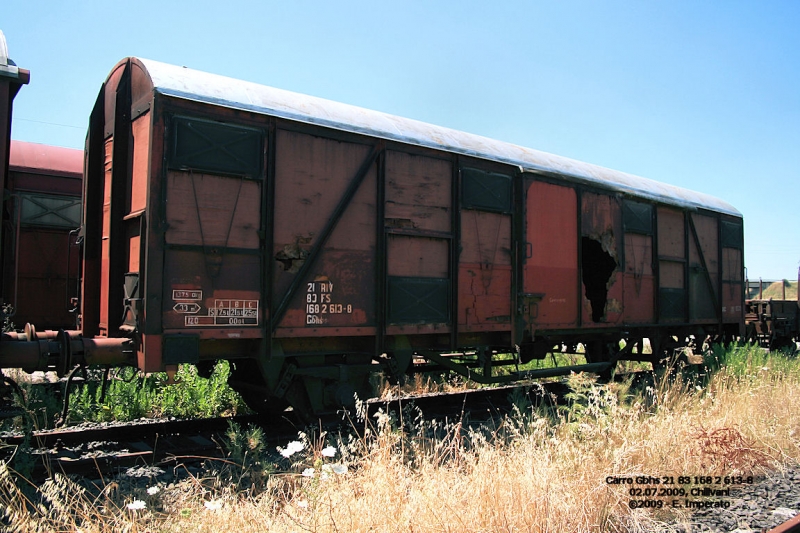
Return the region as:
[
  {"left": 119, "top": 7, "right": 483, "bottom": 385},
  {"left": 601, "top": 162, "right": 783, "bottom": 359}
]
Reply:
[
  {"left": 0, "top": 57, "right": 745, "bottom": 419},
  {"left": 3, "top": 141, "right": 82, "bottom": 330},
  {"left": 745, "top": 276, "right": 800, "bottom": 351}
]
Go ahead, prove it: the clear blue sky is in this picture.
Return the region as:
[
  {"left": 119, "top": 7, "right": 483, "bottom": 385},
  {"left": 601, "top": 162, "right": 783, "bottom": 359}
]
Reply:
[{"left": 5, "top": 1, "right": 799, "bottom": 280}]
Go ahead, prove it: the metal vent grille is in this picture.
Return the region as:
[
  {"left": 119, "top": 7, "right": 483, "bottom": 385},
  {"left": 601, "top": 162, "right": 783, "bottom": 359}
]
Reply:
[
  {"left": 169, "top": 117, "right": 262, "bottom": 177},
  {"left": 623, "top": 200, "right": 653, "bottom": 235},
  {"left": 388, "top": 277, "right": 450, "bottom": 324},
  {"left": 19, "top": 193, "right": 81, "bottom": 228},
  {"left": 720, "top": 220, "right": 743, "bottom": 249},
  {"left": 461, "top": 168, "right": 512, "bottom": 213}
]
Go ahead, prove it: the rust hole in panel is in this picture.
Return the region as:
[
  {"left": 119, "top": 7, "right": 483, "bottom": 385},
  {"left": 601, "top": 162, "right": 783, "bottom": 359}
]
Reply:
[
  {"left": 275, "top": 237, "right": 311, "bottom": 274},
  {"left": 582, "top": 236, "right": 617, "bottom": 322}
]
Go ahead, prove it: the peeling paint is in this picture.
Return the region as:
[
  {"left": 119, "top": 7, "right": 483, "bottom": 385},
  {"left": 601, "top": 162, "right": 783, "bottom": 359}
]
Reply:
[
  {"left": 605, "top": 298, "right": 623, "bottom": 315},
  {"left": 586, "top": 229, "right": 617, "bottom": 261},
  {"left": 275, "top": 239, "right": 311, "bottom": 273}
]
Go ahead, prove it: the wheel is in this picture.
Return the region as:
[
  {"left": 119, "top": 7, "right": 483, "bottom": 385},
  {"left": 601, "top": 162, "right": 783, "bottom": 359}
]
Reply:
[{"left": 227, "top": 359, "right": 291, "bottom": 419}]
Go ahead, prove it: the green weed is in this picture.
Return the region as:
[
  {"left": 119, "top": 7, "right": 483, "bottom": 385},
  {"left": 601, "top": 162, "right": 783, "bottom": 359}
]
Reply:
[{"left": 6, "top": 361, "right": 248, "bottom": 428}]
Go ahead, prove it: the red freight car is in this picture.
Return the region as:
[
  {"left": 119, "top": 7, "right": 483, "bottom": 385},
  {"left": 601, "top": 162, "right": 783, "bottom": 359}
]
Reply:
[
  {"left": 0, "top": 57, "right": 745, "bottom": 418},
  {"left": 3, "top": 141, "right": 82, "bottom": 330}
]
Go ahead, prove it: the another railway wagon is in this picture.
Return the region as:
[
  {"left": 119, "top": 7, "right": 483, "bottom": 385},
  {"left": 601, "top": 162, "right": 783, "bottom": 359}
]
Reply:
[
  {"left": 3, "top": 141, "right": 82, "bottom": 330},
  {"left": 1, "top": 57, "right": 745, "bottom": 419},
  {"left": 745, "top": 276, "right": 800, "bottom": 351}
]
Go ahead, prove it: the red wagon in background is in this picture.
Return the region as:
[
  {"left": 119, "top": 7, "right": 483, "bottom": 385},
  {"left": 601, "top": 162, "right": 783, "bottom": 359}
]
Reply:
[{"left": 3, "top": 141, "right": 83, "bottom": 330}]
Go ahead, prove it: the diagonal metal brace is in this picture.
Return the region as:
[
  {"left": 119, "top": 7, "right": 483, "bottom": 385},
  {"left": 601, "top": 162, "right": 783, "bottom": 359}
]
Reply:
[
  {"left": 688, "top": 215, "right": 722, "bottom": 321},
  {"left": 271, "top": 143, "right": 383, "bottom": 331}
]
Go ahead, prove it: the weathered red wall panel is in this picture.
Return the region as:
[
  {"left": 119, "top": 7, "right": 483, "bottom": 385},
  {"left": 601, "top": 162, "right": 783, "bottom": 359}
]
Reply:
[
  {"left": 272, "top": 130, "right": 371, "bottom": 305},
  {"left": 129, "top": 114, "right": 150, "bottom": 214},
  {"left": 657, "top": 207, "right": 685, "bottom": 262},
  {"left": 523, "top": 180, "right": 578, "bottom": 327},
  {"left": 721, "top": 247, "right": 743, "bottom": 321},
  {"left": 388, "top": 235, "right": 448, "bottom": 277},
  {"left": 385, "top": 151, "right": 451, "bottom": 233},
  {"left": 457, "top": 265, "right": 512, "bottom": 330},
  {"left": 99, "top": 138, "right": 114, "bottom": 335},
  {"left": 623, "top": 233, "right": 654, "bottom": 323},
  {"left": 656, "top": 207, "right": 685, "bottom": 295},
  {"left": 13, "top": 229, "right": 80, "bottom": 329},
  {"left": 278, "top": 170, "right": 377, "bottom": 331},
  {"left": 164, "top": 172, "right": 261, "bottom": 249},
  {"left": 459, "top": 210, "right": 511, "bottom": 331},
  {"left": 272, "top": 130, "right": 376, "bottom": 332},
  {"left": 162, "top": 250, "right": 261, "bottom": 331},
  {"left": 128, "top": 235, "right": 140, "bottom": 273},
  {"left": 688, "top": 213, "right": 719, "bottom": 320},
  {"left": 162, "top": 170, "right": 262, "bottom": 332}
]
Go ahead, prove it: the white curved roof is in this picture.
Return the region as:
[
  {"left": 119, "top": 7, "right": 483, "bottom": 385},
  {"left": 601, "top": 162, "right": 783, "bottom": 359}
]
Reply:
[{"left": 136, "top": 57, "right": 740, "bottom": 217}]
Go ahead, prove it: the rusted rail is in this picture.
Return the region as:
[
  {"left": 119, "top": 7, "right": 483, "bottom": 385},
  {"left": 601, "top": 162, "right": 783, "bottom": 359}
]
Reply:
[{"left": 768, "top": 513, "right": 800, "bottom": 533}]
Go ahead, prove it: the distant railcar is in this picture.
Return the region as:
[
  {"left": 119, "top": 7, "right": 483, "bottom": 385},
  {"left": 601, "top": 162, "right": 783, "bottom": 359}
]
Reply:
[
  {"left": 3, "top": 141, "right": 82, "bottom": 330},
  {"left": 745, "top": 276, "right": 800, "bottom": 350},
  {"left": 0, "top": 57, "right": 746, "bottom": 419}
]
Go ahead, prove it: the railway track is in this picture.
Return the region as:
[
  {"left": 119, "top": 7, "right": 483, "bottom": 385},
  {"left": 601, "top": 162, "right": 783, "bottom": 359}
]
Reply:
[
  {"left": 1, "top": 379, "right": 574, "bottom": 482},
  {"left": 3, "top": 371, "right": 798, "bottom": 532},
  {"left": 1, "top": 414, "right": 272, "bottom": 480}
]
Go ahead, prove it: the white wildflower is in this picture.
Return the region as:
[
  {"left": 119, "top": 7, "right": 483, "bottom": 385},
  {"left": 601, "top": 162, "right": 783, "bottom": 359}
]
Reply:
[
  {"left": 321, "top": 445, "right": 336, "bottom": 458},
  {"left": 127, "top": 499, "right": 146, "bottom": 511},
  {"left": 296, "top": 499, "right": 309, "bottom": 509},
  {"left": 320, "top": 446, "right": 336, "bottom": 457},
  {"left": 204, "top": 499, "right": 223, "bottom": 511},
  {"left": 146, "top": 486, "right": 160, "bottom": 496},
  {"left": 301, "top": 468, "right": 315, "bottom": 477},
  {"left": 331, "top": 463, "right": 347, "bottom": 475},
  {"left": 279, "top": 440, "right": 305, "bottom": 458}
]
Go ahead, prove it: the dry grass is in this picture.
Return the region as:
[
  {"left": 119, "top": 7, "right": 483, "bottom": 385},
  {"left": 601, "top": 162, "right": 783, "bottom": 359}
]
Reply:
[{"left": 2, "top": 345, "right": 799, "bottom": 532}]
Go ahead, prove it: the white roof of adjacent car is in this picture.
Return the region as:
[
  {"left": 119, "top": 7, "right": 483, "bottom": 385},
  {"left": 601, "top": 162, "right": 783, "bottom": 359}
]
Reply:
[{"left": 135, "top": 57, "right": 740, "bottom": 216}]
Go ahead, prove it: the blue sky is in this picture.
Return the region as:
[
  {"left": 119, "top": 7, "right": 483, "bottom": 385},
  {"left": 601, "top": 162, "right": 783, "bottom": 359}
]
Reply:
[{"left": 5, "top": 1, "right": 799, "bottom": 280}]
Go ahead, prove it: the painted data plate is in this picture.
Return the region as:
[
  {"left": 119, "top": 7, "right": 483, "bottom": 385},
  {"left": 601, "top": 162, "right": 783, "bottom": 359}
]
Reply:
[
  {"left": 173, "top": 289, "right": 203, "bottom": 300},
  {"left": 184, "top": 299, "right": 259, "bottom": 327},
  {"left": 304, "top": 280, "right": 353, "bottom": 325},
  {"left": 173, "top": 302, "right": 202, "bottom": 314}
]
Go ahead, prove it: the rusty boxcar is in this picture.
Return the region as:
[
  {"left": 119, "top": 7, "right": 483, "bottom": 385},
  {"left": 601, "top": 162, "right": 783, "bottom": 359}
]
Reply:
[
  {"left": 2, "top": 141, "right": 83, "bottom": 330},
  {"left": 0, "top": 57, "right": 745, "bottom": 419}
]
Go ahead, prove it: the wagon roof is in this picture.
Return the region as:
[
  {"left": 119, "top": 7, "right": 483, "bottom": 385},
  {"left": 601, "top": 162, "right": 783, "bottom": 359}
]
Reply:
[
  {"left": 132, "top": 57, "right": 740, "bottom": 217},
  {"left": 9, "top": 140, "right": 82, "bottom": 178}
]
